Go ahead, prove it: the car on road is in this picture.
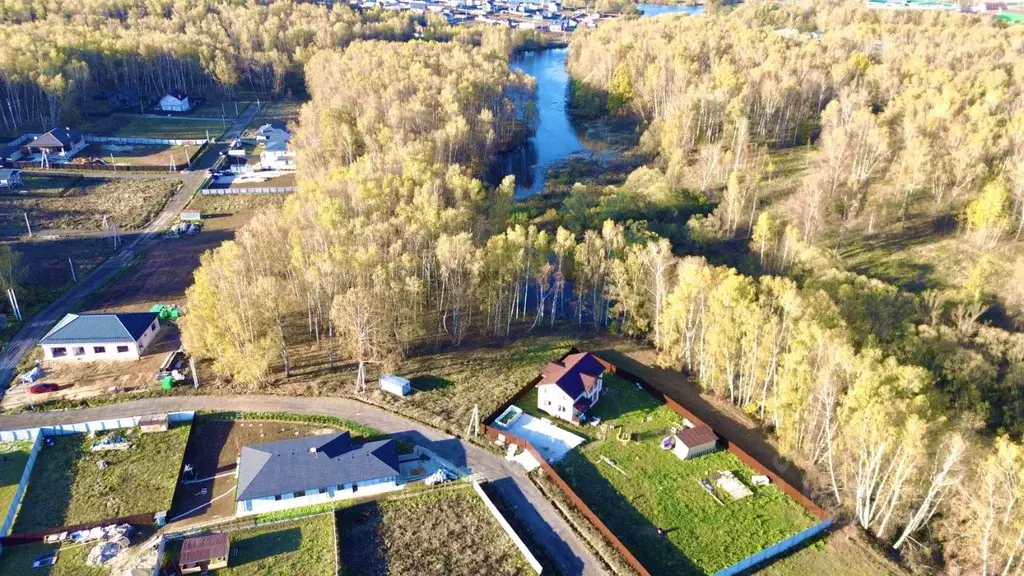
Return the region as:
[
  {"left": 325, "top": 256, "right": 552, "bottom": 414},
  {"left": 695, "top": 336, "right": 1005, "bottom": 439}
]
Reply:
[{"left": 28, "top": 383, "right": 58, "bottom": 394}]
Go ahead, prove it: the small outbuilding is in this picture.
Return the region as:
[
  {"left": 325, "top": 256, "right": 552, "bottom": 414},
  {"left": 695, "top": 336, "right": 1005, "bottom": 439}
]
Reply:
[
  {"left": 671, "top": 424, "right": 719, "bottom": 460},
  {"left": 105, "top": 87, "right": 140, "bottom": 111},
  {"left": 379, "top": 374, "right": 411, "bottom": 397},
  {"left": 178, "top": 532, "right": 229, "bottom": 574},
  {"left": 139, "top": 413, "right": 169, "bottom": 433}
]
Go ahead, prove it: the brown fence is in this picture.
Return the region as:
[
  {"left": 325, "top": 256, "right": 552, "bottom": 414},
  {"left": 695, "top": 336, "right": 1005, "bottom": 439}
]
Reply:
[
  {"left": 8, "top": 141, "right": 210, "bottom": 174},
  {"left": 483, "top": 347, "right": 831, "bottom": 576}
]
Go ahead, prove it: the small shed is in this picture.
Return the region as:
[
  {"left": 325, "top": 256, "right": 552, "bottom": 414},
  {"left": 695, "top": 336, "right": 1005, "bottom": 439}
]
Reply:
[
  {"left": 672, "top": 424, "right": 719, "bottom": 460},
  {"left": 139, "top": 413, "right": 168, "bottom": 433},
  {"left": 180, "top": 211, "right": 202, "bottom": 222},
  {"left": 379, "top": 374, "right": 411, "bottom": 397},
  {"left": 179, "top": 532, "right": 229, "bottom": 574}
]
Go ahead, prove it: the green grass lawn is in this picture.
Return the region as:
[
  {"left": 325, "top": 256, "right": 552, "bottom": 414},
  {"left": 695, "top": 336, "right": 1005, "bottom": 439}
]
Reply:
[
  {"left": 163, "top": 514, "right": 337, "bottom": 576},
  {"left": 552, "top": 374, "right": 817, "bottom": 575},
  {"left": 12, "top": 425, "right": 190, "bottom": 534},
  {"left": 78, "top": 115, "right": 228, "bottom": 139},
  {"left": 0, "top": 541, "right": 106, "bottom": 576},
  {"left": 0, "top": 440, "right": 33, "bottom": 522},
  {"left": 336, "top": 486, "right": 531, "bottom": 576}
]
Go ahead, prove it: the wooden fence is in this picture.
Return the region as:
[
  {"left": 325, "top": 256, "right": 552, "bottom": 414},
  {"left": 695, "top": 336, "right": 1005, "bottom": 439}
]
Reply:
[{"left": 482, "top": 349, "right": 831, "bottom": 576}]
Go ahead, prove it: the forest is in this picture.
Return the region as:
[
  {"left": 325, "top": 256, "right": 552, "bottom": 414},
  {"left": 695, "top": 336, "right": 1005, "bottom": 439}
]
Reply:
[{"left": 160, "top": 1, "right": 1024, "bottom": 574}]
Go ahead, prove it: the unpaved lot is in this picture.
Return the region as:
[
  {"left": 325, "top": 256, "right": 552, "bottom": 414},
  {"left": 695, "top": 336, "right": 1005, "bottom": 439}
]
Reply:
[
  {"left": 168, "top": 418, "right": 339, "bottom": 525},
  {"left": 1, "top": 325, "right": 180, "bottom": 410},
  {"left": 77, "top": 142, "right": 197, "bottom": 168},
  {"left": 0, "top": 176, "right": 179, "bottom": 237}
]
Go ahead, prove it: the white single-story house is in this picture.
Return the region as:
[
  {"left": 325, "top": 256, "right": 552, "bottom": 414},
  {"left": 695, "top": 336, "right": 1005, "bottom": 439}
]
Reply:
[
  {"left": 536, "top": 352, "right": 606, "bottom": 424},
  {"left": 379, "top": 374, "right": 411, "bottom": 397},
  {"left": 0, "top": 168, "right": 23, "bottom": 188},
  {"left": 158, "top": 90, "right": 192, "bottom": 112},
  {"left": 671, "top": 424, "right": 719, "bottom": 460},
  {"left": 235, "top": 431, "right": 402, "bottom": 516},
  {"left": 39, "top": 312, "right": 161, "bottom": 361}
]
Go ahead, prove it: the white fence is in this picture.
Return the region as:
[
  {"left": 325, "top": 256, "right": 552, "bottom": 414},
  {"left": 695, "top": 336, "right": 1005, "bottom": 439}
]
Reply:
[
  {"left": 472, "top": 480, "right": 544, "bottom": 574},
  {"left": 0, "top": 433, "right": 42, "bottom": 541},
  {"left": 201, "top": 186, "right": 296, "bottom": 195},
  {"left": 0, "top": 411, "right": 195, "bottom": 442},
  {"left": 84, "top": 136, "right": 209, "bottom": 146}
]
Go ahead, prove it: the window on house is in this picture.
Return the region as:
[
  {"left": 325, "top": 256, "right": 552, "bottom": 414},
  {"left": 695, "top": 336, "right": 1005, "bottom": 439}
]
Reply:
[
  {"left": 93, "top": 346, "right": 105, "bottom": 354},
  {"left": 72, "top": 347, "right": 85, "bottom": 356},
  {"left": 318, "top": 487, "right": 326, "bottom": 494},
  {"left": 352, "top": 484, "right": 358, "bottom": 493},
  {"left": 293, "top": 491, "right": 304, "bottom": 498},
  {"left": 51, "top": 347, "right": 67, "bottom": 358},
  {"left": 116, "top": 345, "right": 129, "bottom": 353},
  {"left": 274, "top": 494, "right": 282, "bottom": 501}
]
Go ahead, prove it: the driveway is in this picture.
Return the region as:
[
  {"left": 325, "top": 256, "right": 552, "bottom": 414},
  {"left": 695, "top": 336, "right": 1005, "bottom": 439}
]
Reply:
[
  {"left": 0, "top": 103, "right": 259, "bottom": 389},
  {"left": 0, "top": 394, "right": 606, "bottom": 575}
]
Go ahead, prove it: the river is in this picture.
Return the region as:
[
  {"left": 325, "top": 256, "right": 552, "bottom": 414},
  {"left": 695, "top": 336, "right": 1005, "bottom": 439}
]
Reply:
[{"left": 503, "top": 3, "right": 704, "bottom": 197}]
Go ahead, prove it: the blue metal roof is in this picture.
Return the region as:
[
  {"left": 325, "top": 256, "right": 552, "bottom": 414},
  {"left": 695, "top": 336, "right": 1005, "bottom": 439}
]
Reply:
[
  {"left": 236, "top": 432, "right": 400, "bottom": 502},
  {"left": 40, "top": 312, "right": 158, "bottom": 345}
]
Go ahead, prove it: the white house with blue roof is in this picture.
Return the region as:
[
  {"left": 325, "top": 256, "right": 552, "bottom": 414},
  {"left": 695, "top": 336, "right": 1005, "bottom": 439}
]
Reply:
[
  {"left": 39, "top": 312, "right": 161, "bottom": 361},
  {"left": 235, "top": 431, "right": 403, "bottom": 516}
]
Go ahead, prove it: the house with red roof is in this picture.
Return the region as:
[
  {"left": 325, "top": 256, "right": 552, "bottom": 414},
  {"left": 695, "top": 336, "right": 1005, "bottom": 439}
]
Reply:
[{"left": 536, "top": 352, "right": 607, "bottom": 424}]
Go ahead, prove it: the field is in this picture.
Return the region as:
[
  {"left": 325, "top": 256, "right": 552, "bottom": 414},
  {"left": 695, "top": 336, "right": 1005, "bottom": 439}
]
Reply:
[
  {"left": 189, "top": 99, "right": 253, "bottom": 119},
  {"left": 78, "top": 194, "right": 283, "bottom": 314},
  {"left": 12, "top": 425, "right": 190, "bottom": 534},
  {"left": 78, "top": 115, "right": 227, "bottom": 139},
  {"left": 549, "top": 374, "right": 816, "bottom": 575},
  {"left": 336, "top": 486, "right": 531, "bottom": 576},
  {"left": 168, "top": 415, "right": 352, "bottom": 524},
  {"left": 0, "top": 176, "right": 178, "bottom": 236},
  {"left": 76, "top": 142, "right": 198, "bottom": 169},
  {"left": 247, "top": 98, "right": 303, "bottom": 130},
  {"left": 0, "top": 439, "right": 32, "bottom": 521},
  {"left": 163, "top": 514, "right": 337, "bottom": 575}
]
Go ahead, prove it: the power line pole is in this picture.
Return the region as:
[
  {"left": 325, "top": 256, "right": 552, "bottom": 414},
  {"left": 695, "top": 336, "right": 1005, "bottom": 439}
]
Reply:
[
  {"left": 68, "top": 257, "right": 76, "bottom": 282},
  {"left": 467, "top": 405, "right": 480, "bottom": 437},
  {"left": 23, "top": 213, "right": 31, "bottom": 237}
]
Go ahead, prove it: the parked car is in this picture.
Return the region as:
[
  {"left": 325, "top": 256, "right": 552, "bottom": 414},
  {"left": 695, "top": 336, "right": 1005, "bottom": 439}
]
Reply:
[{"left": 29, "top": 383, "right": 58, "bottom": 394}]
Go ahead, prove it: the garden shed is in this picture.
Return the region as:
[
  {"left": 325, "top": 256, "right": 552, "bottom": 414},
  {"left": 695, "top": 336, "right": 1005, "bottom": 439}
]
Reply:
[{"left": 379, "top": 374, "right": 411, "bottom": 397}]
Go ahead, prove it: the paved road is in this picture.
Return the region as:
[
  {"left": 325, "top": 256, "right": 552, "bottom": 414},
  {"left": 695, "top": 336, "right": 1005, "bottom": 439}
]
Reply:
[
  {"left": 0, "top": 395, "right": 604, "bottom": 575},
  {"left": 0, "top": 104, "right": 259, "bottom": 388}
]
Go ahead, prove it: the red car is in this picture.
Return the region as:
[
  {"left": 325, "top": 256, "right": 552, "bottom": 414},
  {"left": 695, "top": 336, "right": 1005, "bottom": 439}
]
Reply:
[{"left": 28, "top": 383, "right": 58, "bottom": 394}]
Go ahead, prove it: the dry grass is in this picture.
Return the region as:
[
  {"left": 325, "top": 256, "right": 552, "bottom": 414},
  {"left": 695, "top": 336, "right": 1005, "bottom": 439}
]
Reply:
[
  {"left": 336, "top": 485, "right": 531, "bottom": 576},
  {"left": 0, "top": 177, "right": 178, "bottom": 233}
]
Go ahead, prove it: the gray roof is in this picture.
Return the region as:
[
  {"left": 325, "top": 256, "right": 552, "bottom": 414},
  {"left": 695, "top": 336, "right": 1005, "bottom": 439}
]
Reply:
[
  {"left": 29, "top": 127, "right": 82, "bottom": 149},
  {"left": 235, "top": 432, "right": 400, "bottom": 501},
  {"left": 40, "top": 312, "right": 158, "bottom": 345}
]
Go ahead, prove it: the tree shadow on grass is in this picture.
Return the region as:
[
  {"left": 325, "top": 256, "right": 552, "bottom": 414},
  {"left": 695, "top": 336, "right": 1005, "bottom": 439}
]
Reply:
[
  {"left": 337, "top": 502, "right": 387, "bottom": 576},
  {"left": 555, "top": 452, "right": 702, "bottom": 575},
  {"left": 230, "top": 526, "right": 303, "bottom": 567}
]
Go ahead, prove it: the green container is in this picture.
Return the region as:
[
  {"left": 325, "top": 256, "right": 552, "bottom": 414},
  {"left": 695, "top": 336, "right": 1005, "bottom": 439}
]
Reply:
[
  {"left": 150, "top": 304, "right": 165, "bottom": 313},
  {"left": 169, "top": 308, "right": 180, "bottom": 319},
  {"left": 161, "top": 376, "right": 173, "bottom": 390}
]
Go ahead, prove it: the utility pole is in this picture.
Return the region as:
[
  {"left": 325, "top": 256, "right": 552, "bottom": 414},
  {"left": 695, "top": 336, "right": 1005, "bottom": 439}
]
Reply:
[
  {"left": 190, "top": 357, "right": 199, "bottom": 389},
  {"left": 68, "top": 257, "right": 76, "bottom": 282},
  {"left": 23, "top": 213, "right": 31, "bottom": 237},
  {"left": 467, "top": 405, "right": 480, "bottom": 437},
  {"left": 6, "top": 288, "right": 22, "bottom": 321}
]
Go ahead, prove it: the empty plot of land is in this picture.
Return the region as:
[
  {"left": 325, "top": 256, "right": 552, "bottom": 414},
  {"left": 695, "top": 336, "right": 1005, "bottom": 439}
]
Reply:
[
  {"left": 163, "top": 514, "right": 337, "bottom": 575},
  {"left": 247, "top": 98, "right": 302, "bottom": 129},
  {"left": 12, "top": 425, "right": 190, "bottom": 534},
  {"left": 79, "top": 115, "right": 227, "bottom": 139},
  {"left": 551, "top": 375, "right": 816, "bottom": 574},
  {"left": 337, "top": 486, "right": 531, "bottom": 576},
  {"left": 0, "top": 177, "right": 178, "bottom": 236},
  {"left": 2, "top": 174, "right": 79, "bottom": 197},
  {"left": 0, "top": 439, "right": 32, "bottom": 521},
  {"left": 76, "top": 142, "right": 197, "bottom": 168},
  {"left": 208, "top": 171, "right": 296, "bottom": 189},
  {"left": 168, "top": 416, "right": 344, "bottom": 524}
]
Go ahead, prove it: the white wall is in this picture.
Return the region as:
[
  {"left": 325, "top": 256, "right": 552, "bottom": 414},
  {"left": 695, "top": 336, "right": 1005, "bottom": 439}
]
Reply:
[
  {"left": 537, "top": 385, "right": 574, "bottom": 422},
  {"left": 43, "top": 341, "right": 140, "bottom": 361},
  {"left": 136, "top": 318, "right": 161, "bottom": 350},
  {"left": 159, "top": 96, "right": 191, "bottom": 112},
  {"left": 472, "top": 481, "right": 543, "bottom": 574},
  {"left": 236, "top": 476, "right": 402, "bottom": 516}
]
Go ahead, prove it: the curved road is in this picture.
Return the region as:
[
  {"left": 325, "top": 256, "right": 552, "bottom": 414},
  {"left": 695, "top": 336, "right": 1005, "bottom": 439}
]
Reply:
[{"left": 0, "top": 395, "right": 605, "bottom": 576}]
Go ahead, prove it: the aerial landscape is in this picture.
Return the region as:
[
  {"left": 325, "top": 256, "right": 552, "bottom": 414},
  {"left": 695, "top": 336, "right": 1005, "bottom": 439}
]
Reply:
[{"left": 1, "top": 0, "right": 1023, "bottom": 574}]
